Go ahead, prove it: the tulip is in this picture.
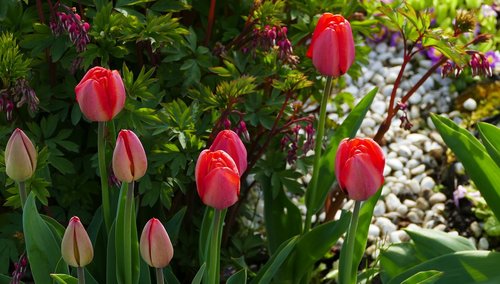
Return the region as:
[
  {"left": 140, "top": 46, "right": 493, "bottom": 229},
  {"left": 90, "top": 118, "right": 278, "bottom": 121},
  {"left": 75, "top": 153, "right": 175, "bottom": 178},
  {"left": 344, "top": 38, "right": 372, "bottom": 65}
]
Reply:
[
  {"left": 140, "top": 218, "right": 174, "bottom": 268},
  {"left": 209, "top": 130, "right": 247, "bottom": 176},
  {"left": 5, "top": 128, "right": 37, "bottom": 182},
  {"left": 61, "top": 216, "right": 94, "bottom": 268},
  {"left": 335, "top": 138, "right": 385, "bottom": 201},
  {"left": 306, "top": 13, "right": 355, "bottom": 77},
  {"left": 195, "top": 150, "right": 240, "bottom": 209},
  {"left": 112, "top": 130, "right": 147, "bottom": 183},
  {"left": 75, "top": 66, "right": 126, "bottom": 122}
]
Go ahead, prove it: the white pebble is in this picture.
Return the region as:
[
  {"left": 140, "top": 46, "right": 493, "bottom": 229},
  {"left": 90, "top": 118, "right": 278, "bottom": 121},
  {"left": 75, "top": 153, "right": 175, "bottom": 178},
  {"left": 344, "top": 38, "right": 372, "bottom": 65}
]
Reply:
[
  {"left": 470, "top": 221, "right": 482, "bottom": 238},
  {"left": 408, "top": 180, "right": 421, "bottom": 194},
  {"left": 478, "top": 237, "right": 489, "bottom": 250},
  {"left": 369, "top": 224, "right": 381, "bottom": 237},
  {"left": 387, "top": 158, "right": 404, "bottom": 171},
  {"left": 373, "top": 200, "right": 386, "bottom": 217},
  {"left": 403, "top": 199, "right": 417, "bottom": 208},
  {"left": 410, "top": 164, "right": 426, "bottom": 175},
  {"left": 429, "top": 192, "right": 447, "bottom": 205},
  {"left": 371, "top": 100, "right": 387, "bottom": 115},
  {"left": 397, "top": 204, "right": 409, "bottom": 215},
  {"left": 463, "top": 98, "right": 477, "bottom": 111},
  {"left": 375, "top": 217, "right": 397, "bottom": 235},
  {"left": 420, "top": 176, "right": 436, "bottom": 191},
  {"left": 385, "top": 193, "right": 402, "bottom": 211}
]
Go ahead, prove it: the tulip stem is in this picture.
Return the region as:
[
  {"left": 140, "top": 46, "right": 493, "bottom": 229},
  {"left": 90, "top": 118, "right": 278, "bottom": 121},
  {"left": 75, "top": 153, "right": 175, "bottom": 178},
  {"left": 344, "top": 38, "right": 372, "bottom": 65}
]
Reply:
[
  {"left": 304, "top": 76, "right": 334, "bottom": 233},
  {"left": 98, "top": 122, "right": 111, "bottom": 233},
  {"left": 77, "top": 266, "right": 85, "bottom": 284},
  {"left": 207, "top": 209, "right": 223, "bottom": 284},
  {"left": 18, "top": 181, "right": 27, "bottom": 210},
  {"left": 155, "top": 268, "right": 164, "bottom": 284},
  {"left": 124, "top": 181, "right": 135, "bottom": 284},
  {"left": 340, "top": 200, "right": 361, "bottom": 284}
]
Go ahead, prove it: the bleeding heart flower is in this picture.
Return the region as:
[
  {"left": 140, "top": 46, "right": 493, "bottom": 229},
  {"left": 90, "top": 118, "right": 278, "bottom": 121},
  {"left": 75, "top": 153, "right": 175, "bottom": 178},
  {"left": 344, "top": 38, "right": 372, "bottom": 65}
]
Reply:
[
  {"left": 61, "top": 216, "right": 94, "bottom": 268},
  {"left": 139, "top": 218, "right": 174, "bottom": 268},
  {"left": 209, "top": 130, "right": 247, "bottom": 176},
  {"left": 112, "top": 130, "right": 147, "bottom": 183},
  {"left": 195, "top": 150, "right": 240, "bottom": 209},
  {"left": 306, "top": 13, "right": 355, "bottom": 77},
  {"left": 75, "top": 66, "right": 126, "bottom": 122},
  {"left": 335, "top": 138, "right": 385, "bottom": 201},
  {"left": 5, "top": 128, "right": 37, "bottom": 182}
]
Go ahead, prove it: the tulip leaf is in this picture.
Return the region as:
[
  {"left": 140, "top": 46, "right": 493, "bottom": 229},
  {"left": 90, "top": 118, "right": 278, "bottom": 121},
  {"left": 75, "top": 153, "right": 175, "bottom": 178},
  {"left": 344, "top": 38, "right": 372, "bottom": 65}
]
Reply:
[
  {"left": 23, "top": 193, "right": 68, "bottom": 284},
  {"left": 387, "top": 251, "right": 500, "bottom": 284},
  {"left": 41, "top": 214, "right": 66, "bottom": 240},
  {"left": 227, "top": 269, "right": 247, "bottom": 284},
  {"left": 431, "top": 114, "right": 500, "bottom": 221},
  {"left": 477, "top": 122, "right": 500, "bottom": 169},
  {"left": 164, "top": 266, "right": 181, "bottom": 284},
  {"left": 405, "top": 228, "right": 476, "bottom": 260},
  {"left": 306, "top": 87, "right": 377, "bottom": 215},
  {"left": 250, "top": 236, "right": 299, "bottom": 284},
  {"left": 191, "top": 262, "right": 206, "bottom": 284},
  {"left": 50, "top": 273, "right": 78, "bottom": 284},
  {"left": 0, "top": 274, "right": 19, "bottom": 284},
  {"left": 380, "top": 243, "right": 424, "bottom": 283},
  {"left": 106, "top": 222, "right": 118, "bottom": 284},
  {"left": 199, "top": 207, "right": 214, "bottom": 264},
  {"left": 339, "top": 188, "right": 382, "bottom": 283},
  {"left": 166, "top": 206, "right": 187, "bottom": 244},
  {"left": 291, "top": 210, "right": 351, "bottom": 281},
  {"left": 400, "top": 270, "right": 443, "bottom": 284}
]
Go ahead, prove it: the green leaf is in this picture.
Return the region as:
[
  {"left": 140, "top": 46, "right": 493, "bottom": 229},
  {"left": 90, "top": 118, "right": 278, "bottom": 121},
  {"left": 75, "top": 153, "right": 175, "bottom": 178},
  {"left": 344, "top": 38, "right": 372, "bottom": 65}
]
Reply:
[
  {"left": 380, "top": 243, "right": 424, "bottom": 282},
  {"left": 291, "top": 211, "right": 351, "bottom": 280},
  {"left": 23, "top": 193, "right": 68, "bottom": 284},
  {"left": 0, "top": 273, "right": 16, "bottom": 284},
  {"left": 50, "top": 273, "right": 78, "bottom": 284},
  {"left": 387, "top": 251, "right": 500, "bottom": 284},
  {"left": 165, "top": 206, "right": 187, "bottom": 244},
  {"left": 401, "top": 270, "right": 443, "bottom": 284},
  {"left": 431, "top": 114, "right": 500, "bottom": 222},
  {"left": 340, "top": 189, "right": 382, "bottom": 283},
  {"left": 405, "top": 228, "right": 476, "bottom": 260},
  {"left": 477, "top": 122, "right": 500, "bottom": 169},
  {"left": 250, "top": 236, "right": 299, "bottom": 284},
  {"left": 164, "top": 266, "right": 181, "bottom": 284},
  {"left": 227, "top": 269, "right": 247, "bottom": 284},
  {"left": 191, "top": 262, "right": 206, "bottom": 284},
  {"left": 106, "top": 222, "right": 118, "bottom": 284},
  {"left": 306, "top": 87, "right": 377, "bottom": 214}
]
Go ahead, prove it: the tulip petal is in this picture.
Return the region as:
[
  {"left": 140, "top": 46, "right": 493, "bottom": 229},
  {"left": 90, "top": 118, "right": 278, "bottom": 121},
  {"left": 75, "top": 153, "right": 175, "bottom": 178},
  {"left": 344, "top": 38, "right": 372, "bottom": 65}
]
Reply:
[
  {"left": 61, "top": 223, "right": 79, "bottom": 267},
  {"left": 61, "top": 217, "right": 93, "bottom": 267},
  {"left": 210, "top": 130, "right": 247, "bottom": 175},
  {"left": 341, "top": 153, "right": 384, "bottom": 201},
  {"left": 75, "top": 79, "right": 110, "bottom": 121},
  {"left": 312, "top": 27, "right": 341, "bottom": 77},
  {"left": 199, "top": 167, "right": 240, "bottom": 210},
  {"left": 112, "top": 130, "right": 147, "bottom": 182},
  {"left": 109, "top": 70, "right": 126, "bottom": 119},
  {"left": 148, "top": 219, "right": 173, "bottom": 268},
  {"left": 5, "top": 129, "right": 37, "bottom": 182},
  {"left": 306, "top": 13, "right": 336, "bottom": 58},
  {"left": 336, "top": 20, "right": 355, "bottom": 75}
]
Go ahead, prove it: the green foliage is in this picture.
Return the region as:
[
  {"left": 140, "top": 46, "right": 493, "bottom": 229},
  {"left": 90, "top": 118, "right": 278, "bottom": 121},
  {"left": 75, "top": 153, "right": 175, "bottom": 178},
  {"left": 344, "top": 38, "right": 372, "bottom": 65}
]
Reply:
[{"left": 0, "top": 32, "right": 30, "bottom": 87}]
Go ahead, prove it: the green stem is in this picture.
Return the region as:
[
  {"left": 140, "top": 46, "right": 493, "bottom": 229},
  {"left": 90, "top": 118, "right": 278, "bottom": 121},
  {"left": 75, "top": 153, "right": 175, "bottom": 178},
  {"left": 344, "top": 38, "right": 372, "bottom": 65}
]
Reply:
[
  {"left": 208, "top": 209, "right": 223, "bottom": 284},
  {"left": 304, "top": 76, "right": 334, "bottom": 232},
  {"left": 98, "top": 122, "right": 111, "bottom": 232},
  {"left": 156, "top": 267, "right": 164, "bottom": 284},
  {"left": 341, "top": 200, "right": 361, "bottom": 284},
  {"left": 77, "top": 266, "right": 85, "bottom": 284},
  {"left": 124, "top": 182, "right": 134, "bottom": 284},
  {"left": 18, "top": 181, "right": 27, "bottom": 210}
]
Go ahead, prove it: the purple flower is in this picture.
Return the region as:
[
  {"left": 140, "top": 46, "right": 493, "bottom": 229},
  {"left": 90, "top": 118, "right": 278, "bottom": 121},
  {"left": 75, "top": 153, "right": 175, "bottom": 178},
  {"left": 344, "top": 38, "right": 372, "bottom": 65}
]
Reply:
[
  {"left": 485, "top": 51, "right": 500, "bottom": 69},
  {"left": 453, "top": 185, "right": 467, "bottom": 207}
]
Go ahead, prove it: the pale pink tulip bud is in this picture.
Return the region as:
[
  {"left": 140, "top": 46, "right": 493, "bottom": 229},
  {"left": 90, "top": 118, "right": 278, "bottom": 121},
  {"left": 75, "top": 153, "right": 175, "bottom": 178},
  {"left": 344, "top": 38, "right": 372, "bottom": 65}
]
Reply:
[
  {"left": 139, "top": 218, "right": 174, "bottom": 268},
  {"left": 5, "top": 128, "right": 37, "bottom": 182},
  {"left": 112, "top": 130, "right": 147, "bottom": 183},
  {"left": 61, "top": 216, "right": 94, "bottom": 267}
]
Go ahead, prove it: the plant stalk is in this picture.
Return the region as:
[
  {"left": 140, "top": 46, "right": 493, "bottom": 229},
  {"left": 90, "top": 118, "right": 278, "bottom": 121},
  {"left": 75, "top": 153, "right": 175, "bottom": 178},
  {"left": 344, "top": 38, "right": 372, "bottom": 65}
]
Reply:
[
  {"left": 304, "top": 76, "right": 334, "bottom": 233},
  {"left": 18, "top": 181, "right": 27, "bottom": 210},
  {"left": 77, "top": 266, "right": 85, "bottom": 284},
  {"left": 340, "top": 200, "right": 361, "bottom": 284},
  {"left": 124, "top": 181, "right": 135, "bottom": 284},
  {"left": 208, "top": 209, "right": 223, "bottom": 284},
  {"left": 156, "top": 268, "right": 164, "bottom": 284},
  {"left": 98, "top": 122, "right": 111, "bottom": 232}
]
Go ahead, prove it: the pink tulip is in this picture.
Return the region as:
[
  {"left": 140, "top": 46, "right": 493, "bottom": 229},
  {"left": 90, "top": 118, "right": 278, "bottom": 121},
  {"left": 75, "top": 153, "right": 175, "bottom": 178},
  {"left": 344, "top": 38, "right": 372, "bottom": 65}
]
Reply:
[
  {"left": 306, "top": 13, "right": 355, "bottom": 77},
  {"left": 139, "top": 218, "right": 174, "bottom": 268},
  {"left": 5, "top": 128, "right": 37, "bottom": 182},
  {"left": 209, "top": 130, "right": 247, "bottom": 176},
  {"left": 335, "top": 138, "right": 385, "bottom": 201},
  {"left": 112, "top": 130, "right": 147, "bottom": 183},
  {"left": 195, "top": 150, "right": 240, "bottom": 209},
  {"left": 75, "top": 66, "right": 126, "bottom": 121},
  {"left": 61, "top": 216, "right": 94, "bottom": 267}
]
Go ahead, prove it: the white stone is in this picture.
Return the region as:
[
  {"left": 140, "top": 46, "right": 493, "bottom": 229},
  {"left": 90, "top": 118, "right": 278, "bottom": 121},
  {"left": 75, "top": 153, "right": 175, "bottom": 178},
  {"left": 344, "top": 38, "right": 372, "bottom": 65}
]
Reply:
[
  {"left": 369, "top": 224, "right": 381, "bottom": 237},
  {"left": 372, "top": 74, "right": 385, "bottom": 85},
  {"left": 361, "top": 117, "right": 376, "bottom": 129},
  {"left": 463, "top": 98, "right": 477, "bottom": 111},
  {"left": 376, "top": 43, "right": 388, "bottom": 53},
  {"left": 407, "top": 211, "right": 422, "bottom": 223},
  {"left": 416, "top": 197, "right": 430, "bottom": 210},
  {"left": 406, "top": 159, "right": 420, "bottom": 169},
  {"left": 382, "top": 84, "right": 394, "bottom": 97},
  {"left": 455, "top": 162, "right": 465, "bottom": 175},
  {"left": 363, "top": 70, "right": 375, "bottom": 82},
  {"left": 409, "top": 92, "right": 422, "bottom": 104},
  {"left": 375, "top": 217, "right": 397, "bottom": 235},
  {"left": 403, "top": 199, "right": 417, "bottom": 208},
  {"left": 344, "top": 85, "right": 359, "bottom": 95},
  {"left": 429, "top": 192, "right": 447, "bottom": 205},
  {"left": 385, "top": 193, "right": 402, "bottom": 211},
  {"left": 406, "top": 133, "right": 428, "bottom": 144},
  {"left": 389, "top": 57, "right": 405, "bottom": 65},
  {"left": 478, "top": 237, "right": 489, "bottom": 250},
  {"left": 383, "top": 165, "right": 392, "bottom": 176},
  {"left": 470, "top": 221, "right": 482, "bottom": 238},
  {"left": 434, "top": 224, "right": 447, "bottom": 231},
  {"left": 397, "top": 204, "right": 409, "bottom": 215},
  {"left": 390, "top": 231, "right": 403, "bottom": 243},
  {"left": 386, "top": 71, "right": 399, "bottom": 84},
  {"left": 408, "top": 180, "right": 421, "bottom": 195},
  {"left": 387, "top": 158, "right": 404, "bottom": 171},
  {"left": 398, "top": 145, "right": 412, "bottom": 158},
  {"left": 420, "top": 176, "right": 436, "bottom": 191},
  {"left": 371, "top": 100, "right": 387, "bottom": 115},
  {"left": 373, "top": 200, "right": 386, "bottom": 217},
  {"left": 410, "top": 164, "right": 426, "bottom": 175},
  {"left": 431, "top": 203, "right": 445, "bottom": 214},
  {"left": 406, "top": 223, "right": 421, "bottom": 232}
]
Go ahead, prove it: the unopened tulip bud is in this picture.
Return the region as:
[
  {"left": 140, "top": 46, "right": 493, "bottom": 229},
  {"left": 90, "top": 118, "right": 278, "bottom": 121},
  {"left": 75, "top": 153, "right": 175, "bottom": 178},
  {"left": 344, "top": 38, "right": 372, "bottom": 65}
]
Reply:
[
  {"left": 140, "top": 218, "right": 174, "bottom": 268},
  {"left": 5, "top": 128, "right": 37, "bottom": 182},
  {"left": 209, "top": 130, "right": 247, "bottom": 176},
  {"left": 335, "top": 138, "right": 385, "bottom": 201},
  {"left": 61, "top": 216, "right": 94, "bottom": 267},
  {"left": 112, "top": 130, "right": 147, "bottom": 183}
]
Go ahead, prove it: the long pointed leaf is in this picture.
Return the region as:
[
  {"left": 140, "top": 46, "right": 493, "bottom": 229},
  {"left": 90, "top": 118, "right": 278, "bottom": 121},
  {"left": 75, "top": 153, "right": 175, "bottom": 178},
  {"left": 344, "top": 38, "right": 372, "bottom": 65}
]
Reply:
[{"left": 477, "top": 122, "right": 500, "bottom": 169}]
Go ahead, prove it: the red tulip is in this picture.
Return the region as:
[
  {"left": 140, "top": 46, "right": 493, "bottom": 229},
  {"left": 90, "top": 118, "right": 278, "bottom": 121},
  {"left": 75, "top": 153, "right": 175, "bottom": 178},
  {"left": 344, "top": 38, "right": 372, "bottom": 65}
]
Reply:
[
  {"left": 195, "top": 150, "right": 240, "bottom": 209},
  {"left": 5, "top": 128, "right": 37, "bottom": 182},
  {"left": 112, "top": 130, "right": 147, "bottom": 183},
  {"left": 209, "top": 130, "right": 247, "bottom": 176},
  {"left": 140, "top": 218, "right": 174, "bottom": 268},
  {"left": 306, "top": 13, "right": 355, "bottom": 77},
  {"left": 61, "top": 216, "right": 94, "bottom": 268},
  {"left": 335, "top": 138, "right": 385, "bottom": 201},
  {"left": 75, "top": 66, "right": 126, "bottom": 121}
]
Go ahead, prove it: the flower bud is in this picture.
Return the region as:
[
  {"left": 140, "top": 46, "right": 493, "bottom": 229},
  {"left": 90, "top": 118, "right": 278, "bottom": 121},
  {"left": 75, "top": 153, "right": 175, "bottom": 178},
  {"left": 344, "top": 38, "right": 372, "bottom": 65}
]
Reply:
[
  {"left": 112, "top": 130, "right": 147, "bottom": 183},
  {"left": 209, "top": 130, "right": 247, "bottom": 176},
  {"left": 195, "top": 150, "right": 240, "bottom": 209},
  {"left": 306, "top": 13, "right": 355, "bottom": 77},
  {"left": 61, "top": 216, "right": 94, "bottom": 268},
  {"left": 335, "top": 138, "right": 385, "bottom": 201},
  {"left": 5, "top": 128, "right": 37, "bottom": 182},
  {"left": 75, "top": 66, "right": 126, "bottom": 122},
  {"left": 139, "top": 218, "right": 174, "bottom": 268}
]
